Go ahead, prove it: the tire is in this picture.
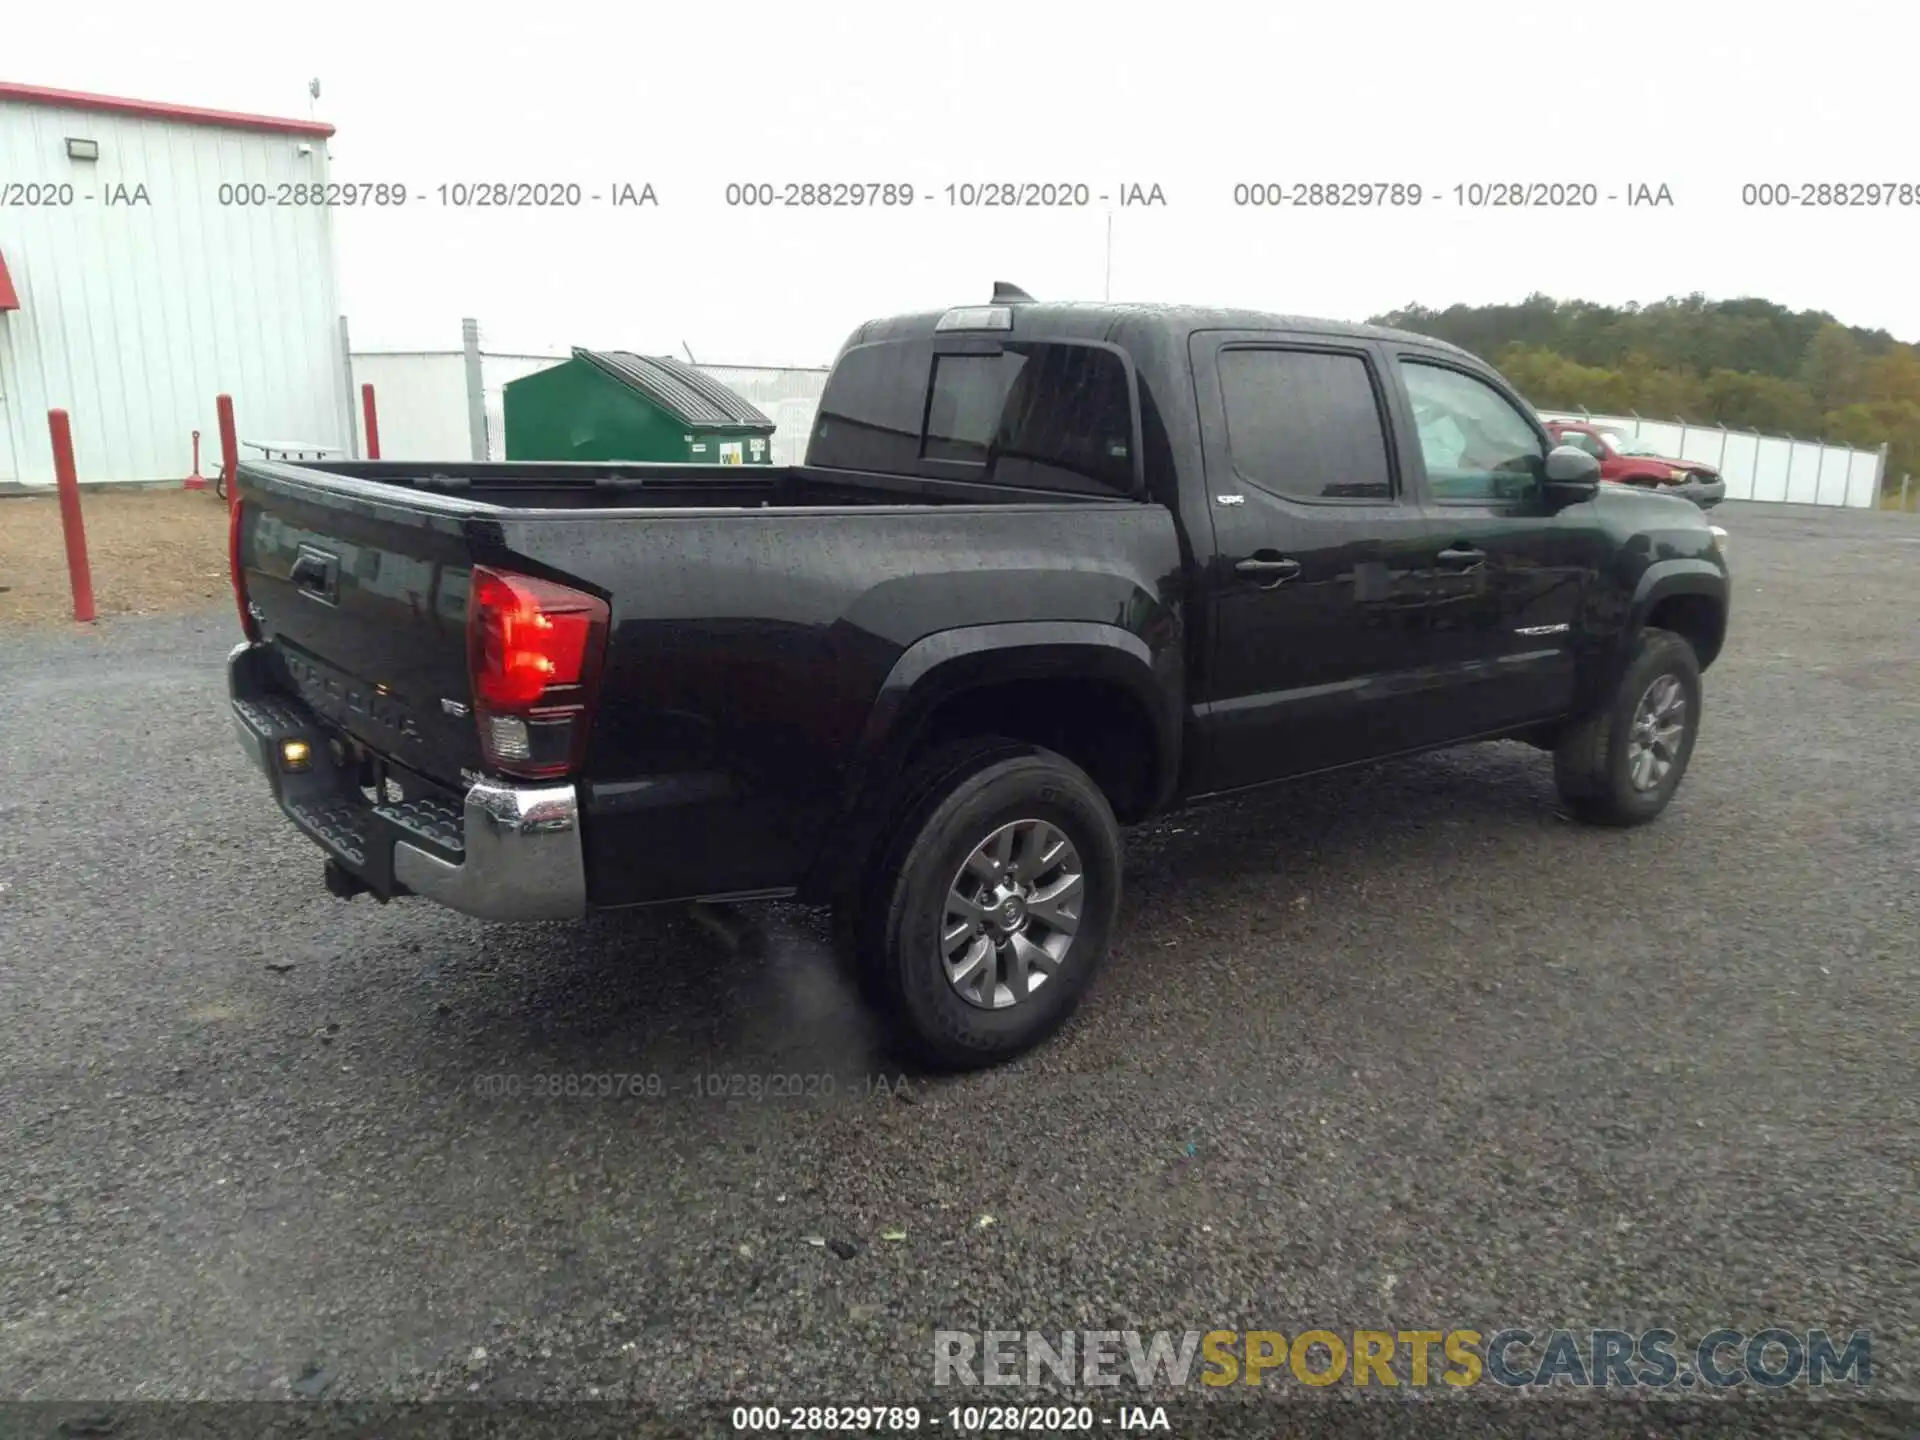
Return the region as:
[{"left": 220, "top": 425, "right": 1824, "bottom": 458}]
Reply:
[
  {"left": 1553, "top": 626, "right": 1702, "bottom": 827},
  {"left": 850, "top": 738, "right": 1122, "bottom": 1071},
  {"left": 829, "top": 738, "right": 1033, "bottom": 1010}
]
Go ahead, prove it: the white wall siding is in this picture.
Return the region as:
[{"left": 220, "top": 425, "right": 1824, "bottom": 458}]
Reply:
[{"left": 0, "top": 98, "right": 346, "bottom": 486}]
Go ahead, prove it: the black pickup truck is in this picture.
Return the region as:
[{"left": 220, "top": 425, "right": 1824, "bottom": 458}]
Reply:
[{"left": 228, "top": 285, "right": 1730, "bottom": 1069}]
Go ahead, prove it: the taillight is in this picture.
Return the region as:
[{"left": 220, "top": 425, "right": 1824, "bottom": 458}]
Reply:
[
  {"left": 229, "top": 499, "right": 260, "bottom": 642},
  {"left": 465, "top": 565, "right": 610, "bottom": 780}
]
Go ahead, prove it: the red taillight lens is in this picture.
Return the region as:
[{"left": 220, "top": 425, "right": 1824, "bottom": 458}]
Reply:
[
  {"left": 465, "top": 565, "right": 609, "bottom": 779},
  {"left": 229, "top": 499, "right": 259, "bottom": 642},
  {"left": 471, "top": 569, "right": 595, "bottom": 706}
]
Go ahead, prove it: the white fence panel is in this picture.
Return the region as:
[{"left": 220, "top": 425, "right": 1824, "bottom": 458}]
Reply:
[
  {"left": 1845, "top": 450, "right": 1882, "bottom": 508},
  {"left": 1626, "top": 420, "right": 1672, "bottom": 456},
  {"left": 1677, "top": 429, "right": 1729, "bottom": 469},
  {"left": 350, "top": 353, "right": 470, "bottom": 462},
  {"left": 1751, "top": 437, "right": 1792, "bottom": 501},
  {"left": 1811, "top": 448, "right": 1851, "bottom": 507},
  {"left": 1784, "top": 442, "right": 1823, "bottom": 504},
  {"left": 1719, "top": 432, "right": 1760, "bottom": 500}
]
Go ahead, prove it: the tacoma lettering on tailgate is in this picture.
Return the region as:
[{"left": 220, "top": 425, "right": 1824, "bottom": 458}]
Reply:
[{"left": 281, "top": 652, "right": 424, "bottom": 745}]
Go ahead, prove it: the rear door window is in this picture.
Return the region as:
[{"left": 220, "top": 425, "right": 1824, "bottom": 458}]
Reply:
[{"left": 1217, "top": 347, "right": 1396, "bottom": 502}]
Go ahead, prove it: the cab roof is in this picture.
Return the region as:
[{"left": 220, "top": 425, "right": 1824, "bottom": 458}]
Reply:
[{"left": 846, "top": 296, "right": 1477, "bottom": 360}]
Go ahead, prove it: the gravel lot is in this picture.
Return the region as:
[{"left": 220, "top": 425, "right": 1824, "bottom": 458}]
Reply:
[
  {"left": 1, "top": 500, "right": 1915, "bottom": 1434},
  {"left": 0, "top": 488, "right": 230, "bottom": 627}
]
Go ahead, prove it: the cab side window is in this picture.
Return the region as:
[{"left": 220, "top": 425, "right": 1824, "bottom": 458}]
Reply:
[
  {"left": 1400, "top": 361, "right": 1545, "bottom": 502},
  {"left": 1559, "top": 429, "right": 1607, "bottom": 459}
]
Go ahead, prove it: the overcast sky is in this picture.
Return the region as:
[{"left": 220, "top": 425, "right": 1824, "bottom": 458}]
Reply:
[{"left": 9, "top": 0, "right": 1915, "bottom": 365}]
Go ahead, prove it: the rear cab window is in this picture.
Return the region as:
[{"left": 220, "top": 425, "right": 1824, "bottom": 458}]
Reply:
[{"left": 810, "top": 335, "right": 1140, "bottom": 497}]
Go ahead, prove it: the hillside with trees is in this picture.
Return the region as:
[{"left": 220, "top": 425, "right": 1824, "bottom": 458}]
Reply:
[{"left": 1370, "top": 294, "right": 1919, "bottom": 494}]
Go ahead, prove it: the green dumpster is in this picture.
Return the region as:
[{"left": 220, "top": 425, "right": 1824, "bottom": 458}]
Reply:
[{"left": 502, "top": 348, "right": 776, "bottom": 465}]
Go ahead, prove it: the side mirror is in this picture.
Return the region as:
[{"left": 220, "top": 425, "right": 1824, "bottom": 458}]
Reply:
[{"left": 1543, "top": 444, "right": 1601, "bottom": 504}]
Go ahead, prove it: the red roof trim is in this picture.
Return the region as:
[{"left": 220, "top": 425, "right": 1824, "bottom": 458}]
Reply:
[
  {"left": 0, "top": 81, "right": 335, "bottom": 138},
  {"left": 0, "top": 249, "right": 18, "bottom": 312}
]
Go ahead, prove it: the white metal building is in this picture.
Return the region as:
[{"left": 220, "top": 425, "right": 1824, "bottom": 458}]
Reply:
[{"left": 0, "top": 82, "right": 349, "bottom": 488}]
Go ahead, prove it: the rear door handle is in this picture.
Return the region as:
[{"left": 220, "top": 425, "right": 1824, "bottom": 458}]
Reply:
[
  {"left": 1235, "top": 556, "right": 1303, "bottom": 587},
  {"left": 1437, "top": 547, "right": 1486, "bottom": 572}
]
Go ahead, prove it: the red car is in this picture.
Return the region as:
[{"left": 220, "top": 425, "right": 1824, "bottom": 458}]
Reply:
[{"left": 1543, "top": 420, "right": 1726, "bottom": 510}]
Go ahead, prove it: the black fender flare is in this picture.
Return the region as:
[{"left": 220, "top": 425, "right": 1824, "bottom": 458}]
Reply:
[
  {"left": 1631, "top": 559, "right": 1728, "bottom": 660},
  {"left": 1573, "top": 558, "right": 1727, "bottom": 716},
  {"left": 1632, "top": 557, "right": 1724, "bottom": 615},
  {"left": 802, "top": 621, "right": 1180, "bottom": 901}
]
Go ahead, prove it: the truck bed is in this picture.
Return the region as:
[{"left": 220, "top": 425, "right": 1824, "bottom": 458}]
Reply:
[
  {"left": 248, "top": 458, "right": 1126, "bottom": 512},
  {"left": 230, "top": 455, "right": 1184, "bottom": 908}
]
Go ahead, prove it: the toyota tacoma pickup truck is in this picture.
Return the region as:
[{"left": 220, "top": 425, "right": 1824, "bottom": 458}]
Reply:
[
  {"left": 1541, "top": 418, "right": 1727, "bottom": 509},
  {"left": 227, "top": 285, "right": 1731, "bottom": 1069}
]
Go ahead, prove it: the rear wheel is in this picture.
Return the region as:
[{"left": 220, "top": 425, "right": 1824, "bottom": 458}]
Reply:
[
  {"left": 1553, "top": 626, "right": 1702, "bottom": 827},
  {"left": 843, "top": 739, "right": 1122, "bottom": 1070}
]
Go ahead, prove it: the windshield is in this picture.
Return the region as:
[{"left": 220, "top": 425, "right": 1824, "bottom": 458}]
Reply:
[{"left": 1600, "top": 429, "right": 1665, "bottom": 457}]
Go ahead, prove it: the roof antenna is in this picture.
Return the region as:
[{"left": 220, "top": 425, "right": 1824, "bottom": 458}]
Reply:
[
  {"left": 992, "top": 282, "right": 1035, "bottom": 304},
  {"left": 681, "top": 341, "right": 696, "bottom": 363}
]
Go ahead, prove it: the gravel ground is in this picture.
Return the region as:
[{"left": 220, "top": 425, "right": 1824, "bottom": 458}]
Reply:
[
  {"left": 0, "top": 488, "right": 230, "bottom": 627},
  {"left": 1, "top": 501, "right": 1915, "bottom": 1435}
]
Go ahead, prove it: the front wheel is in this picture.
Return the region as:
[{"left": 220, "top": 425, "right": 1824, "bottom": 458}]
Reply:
[
  {"left": 1553, "top": 626, "right": 1703, "bottom": 827},
  {"left": 857, "top": 741, "right": 1122, "bottom": 1071}
]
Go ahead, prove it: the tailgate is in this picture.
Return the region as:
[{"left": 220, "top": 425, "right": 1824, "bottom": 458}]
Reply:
[{"left": 234, "top": 469, "right": 482, "bottom": 788}]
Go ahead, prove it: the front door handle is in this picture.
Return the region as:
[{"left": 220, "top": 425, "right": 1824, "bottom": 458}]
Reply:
[
  {"left": 1235, "top": 556, "right": 1303, "bottom": 587},
  {"left": 1437, "top": 547, "right": 1487, "bottom": 572}
]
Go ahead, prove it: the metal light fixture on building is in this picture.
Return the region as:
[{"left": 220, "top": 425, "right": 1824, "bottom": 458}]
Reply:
[{"left": 65, "top": 137, "right": 99, "bottom": 161}]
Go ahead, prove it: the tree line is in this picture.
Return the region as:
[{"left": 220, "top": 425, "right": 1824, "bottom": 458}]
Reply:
[{"left": 1370, "top": 294, "right": 1918, "bottom": 491}]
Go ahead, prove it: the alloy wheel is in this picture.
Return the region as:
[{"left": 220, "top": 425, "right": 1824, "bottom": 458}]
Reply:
[
  {"left": 941, "top": 818, "right": 1084, "bottom": 1010},
  {"left": 1627, "top": 674, "right": 1688, "bottom": 792}
]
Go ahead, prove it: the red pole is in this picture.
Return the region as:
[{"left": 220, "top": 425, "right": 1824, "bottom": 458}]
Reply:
[
  {"left": 183, "top": 430, "right": 208, "bottom": 490},
  {"left": 361, "top": 382, "right": 381, "bottom": 459},
  {"left": 48, "top": 409, "right": 96, "bottom": 624},
  {"left": 216, "top": 393, "right": 239, "bottom": 509}
]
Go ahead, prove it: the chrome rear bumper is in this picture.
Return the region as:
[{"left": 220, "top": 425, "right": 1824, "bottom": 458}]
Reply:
[{"left": 228, "top": 641, "right": 586, "bottom": 921}]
